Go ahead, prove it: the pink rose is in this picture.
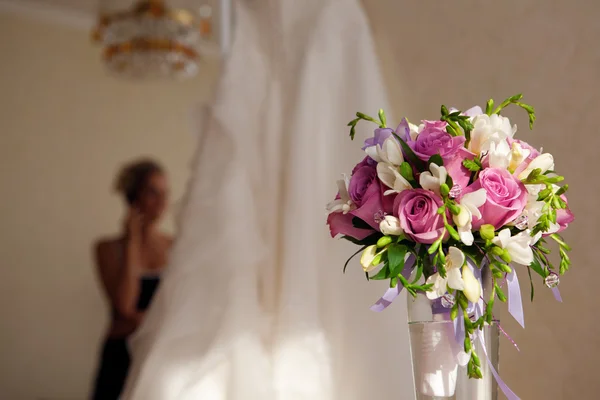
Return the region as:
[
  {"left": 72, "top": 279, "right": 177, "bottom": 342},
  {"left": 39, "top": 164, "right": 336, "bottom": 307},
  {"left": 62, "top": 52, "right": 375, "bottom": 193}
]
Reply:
[
  {"left": 327, "top": 164, "right": 395, "bottom": 239},
  {"left": 406, "top": 120, "right": 473, "bottom": 189},
  {"left": 348, "top": 157, "right": 377, "bottom": 207},
  {"left": 394, "top": 189, "right": 446, "bottom": 244},
  {"left": 327, "top": 212, "right": 374, "bottom": 240},
  {"left": 409, "top": 121, "right": 466, "bottom": 161},
  {"left": 465, "top": 168, "right": 528, "bottom": 229}
]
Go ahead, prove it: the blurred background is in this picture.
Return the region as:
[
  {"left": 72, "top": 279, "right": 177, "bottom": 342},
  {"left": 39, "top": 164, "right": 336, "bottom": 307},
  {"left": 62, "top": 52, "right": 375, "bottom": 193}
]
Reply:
[{"left": 0, "top": 0, "right": 599, "bottom": 399}]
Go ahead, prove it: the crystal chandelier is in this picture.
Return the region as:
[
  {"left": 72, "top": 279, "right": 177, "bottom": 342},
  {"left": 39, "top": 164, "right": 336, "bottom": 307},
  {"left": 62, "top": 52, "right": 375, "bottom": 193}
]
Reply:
[{"left": 93, "top": 0, "right": 217, "bottom": 79}]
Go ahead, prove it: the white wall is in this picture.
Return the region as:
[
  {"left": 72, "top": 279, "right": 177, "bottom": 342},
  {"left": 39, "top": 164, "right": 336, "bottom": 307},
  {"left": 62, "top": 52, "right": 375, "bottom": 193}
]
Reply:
[{"left": 0, "top": 12, "right": 220, "bottom": 400}]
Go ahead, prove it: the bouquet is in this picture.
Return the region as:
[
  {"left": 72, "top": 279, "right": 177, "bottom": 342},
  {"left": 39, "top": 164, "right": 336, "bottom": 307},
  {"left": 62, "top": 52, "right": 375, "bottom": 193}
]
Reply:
[{"left": 326, "top": 94, "right": 574, "bottom": 383}]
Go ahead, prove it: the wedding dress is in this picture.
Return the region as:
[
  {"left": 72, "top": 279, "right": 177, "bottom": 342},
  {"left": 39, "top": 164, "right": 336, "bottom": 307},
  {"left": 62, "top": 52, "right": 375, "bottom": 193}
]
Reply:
[{"left": 123, "top": 0, "right": 413, "bottom": 398}]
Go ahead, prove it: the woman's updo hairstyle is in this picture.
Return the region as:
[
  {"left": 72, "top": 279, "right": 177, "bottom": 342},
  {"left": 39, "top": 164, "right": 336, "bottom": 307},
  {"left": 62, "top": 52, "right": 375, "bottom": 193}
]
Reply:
[{"left": 114, "top": 158, "right": 164, "bottom": 205}]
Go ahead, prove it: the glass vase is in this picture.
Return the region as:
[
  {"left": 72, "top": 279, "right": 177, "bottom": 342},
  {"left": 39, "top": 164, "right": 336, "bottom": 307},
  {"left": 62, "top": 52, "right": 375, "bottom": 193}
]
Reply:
[{"left": 407, "top": 270, "right": 499, "bottom": 400}]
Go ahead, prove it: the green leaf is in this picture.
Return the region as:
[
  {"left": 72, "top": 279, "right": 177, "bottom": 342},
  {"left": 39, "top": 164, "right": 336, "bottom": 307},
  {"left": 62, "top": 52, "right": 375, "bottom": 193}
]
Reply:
[
  {"left": 392, "top": 132, "right": 426, "bottom": 171},
  {"left": 457, "top": 117, "right": 474, "bottom": 135},
  {"left": 369, "top": 263, "right": 391, "bottom": 280},
  {"left": 411, "top": 261, "right": 424, "bottom": 285},
  {"left": 343, "top": 245, "right": 368, "bottom": 273},
  {"left": 352, "top": 217, "right": 372, "bottom": 230},
  {"left": 388, "top": 244, "right": 408, "bottom": 277},
  {"left": 527, "top": 266, "right": 535, "bottom": 302},
  {"left": 428, "top": 154, "right": 444, "bottom": 167},
  {"left": 462, "top": 158, "right": 481, "bottom": 172}
]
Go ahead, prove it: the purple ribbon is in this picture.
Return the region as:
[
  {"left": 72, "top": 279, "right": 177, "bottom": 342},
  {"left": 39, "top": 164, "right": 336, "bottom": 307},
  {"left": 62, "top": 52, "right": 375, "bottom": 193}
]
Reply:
[
  {"left": 370, "top": 255, "right": 415, "bottom": 312},
  {"left": 552, "top": 287, "right": 562, "bottom": 302},
  {"left": 476, "top": 328, "right": 520, "bottom": 400},
  {"left": 507, "top": 269, "right": 525, "bottom": 328}
]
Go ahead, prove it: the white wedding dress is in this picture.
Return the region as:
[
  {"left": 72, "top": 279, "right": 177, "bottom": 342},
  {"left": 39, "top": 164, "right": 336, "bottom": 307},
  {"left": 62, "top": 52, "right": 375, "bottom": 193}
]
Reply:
[{"left": 123, "top": 0, "right": 413, "bottom": 398}]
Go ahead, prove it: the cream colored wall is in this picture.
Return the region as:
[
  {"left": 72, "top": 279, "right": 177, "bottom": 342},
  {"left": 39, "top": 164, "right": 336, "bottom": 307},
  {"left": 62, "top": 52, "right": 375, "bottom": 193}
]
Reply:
[
  {"left": 365, "top": 0, "right": 600, "bottom": 398},
  {"left": 0, "top": 12, "right": 219, "bottom": 400}
]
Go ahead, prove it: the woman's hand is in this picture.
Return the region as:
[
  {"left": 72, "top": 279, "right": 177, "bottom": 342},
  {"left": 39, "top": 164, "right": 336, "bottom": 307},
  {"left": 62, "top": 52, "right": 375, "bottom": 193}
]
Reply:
[{"left": 125, "top": 207, "right": 144, "bottom": 240}]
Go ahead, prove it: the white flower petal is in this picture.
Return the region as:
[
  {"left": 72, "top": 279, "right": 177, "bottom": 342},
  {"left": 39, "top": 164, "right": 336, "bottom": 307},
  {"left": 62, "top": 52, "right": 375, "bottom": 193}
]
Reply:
[
  {"left": 458, "top": 226, "right": 475, "bottom": 246},
  {"left": 518, "top": 153, "right": 555, "bottom": 180},
  {"left": 493, "top": 228, "right": 511, "bottom": 249},
  {"left": 377, "top": 163, "right": 396, "bottom": 189},
  {"left": 462, "top": 189, "right": 487, "bottom": 209},
  {"left": 453, "top": 205, "right": 471, "bottom": 227},
  {"left": 448, "top": 247, "right": 465, "bottom": 269},
  {"left": 382, "top": 137, "right": 404, "bottom": 166},
  {"left": 365, "top": 146, "right": 381, "bottom": 163},
  {"left": 426, "top": 274, "right": 446, "bottom": 299},
  {"left": 419, "top": 171, "right": 439, "bottom": 193},
  {"left": 446, "top": 267, "right": 465, "bottom": 291}
]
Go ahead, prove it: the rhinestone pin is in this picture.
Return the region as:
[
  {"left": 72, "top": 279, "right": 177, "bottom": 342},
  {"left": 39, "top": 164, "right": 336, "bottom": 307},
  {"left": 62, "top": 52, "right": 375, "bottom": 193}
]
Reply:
[
  {"left": 544, "top": 273, "right": 560, "bottom": 289},
  {"left": 514, "top": 214, "right": 529, "bottom": 230},
  {"left": 449, "top": 184, "right": 462, "bottom": 199},
  {"left": 441, "top": 293, "right": 456, "bottom": 308}
]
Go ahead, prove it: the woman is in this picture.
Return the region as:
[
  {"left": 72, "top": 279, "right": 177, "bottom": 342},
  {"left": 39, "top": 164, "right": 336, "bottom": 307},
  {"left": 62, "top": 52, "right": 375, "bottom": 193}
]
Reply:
[{"left": 91, "top": 159, "right": 172, "bottom": 400}]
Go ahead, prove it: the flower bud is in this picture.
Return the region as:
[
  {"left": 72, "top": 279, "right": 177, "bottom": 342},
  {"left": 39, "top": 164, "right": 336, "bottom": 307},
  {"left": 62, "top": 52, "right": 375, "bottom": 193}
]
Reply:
[
  {"left": 499, "top": 249, "right": 512, "bottom": 263},
  {"left": 440, "top": 183, "right": 450, "bottom": 197},
  {"left": 462, "top": 266, "right": 482, "bottom": 303},
  {"left": 360, "top": 245, "right": 378, "bottom": 272},
  {"left": 377, "top": 236, "right": 393, "bottom": 248},
  {"left": 479, "top": 224, "right": 495, "bottom": 241},
  {"left": 379, "top": 215, "right": 404, "bottom": 236}
]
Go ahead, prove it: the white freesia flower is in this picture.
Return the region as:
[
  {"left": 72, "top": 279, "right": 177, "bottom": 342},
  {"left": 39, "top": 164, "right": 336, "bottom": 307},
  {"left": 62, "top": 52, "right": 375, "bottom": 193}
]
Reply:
[
  {"left": 517, "top": 198, "right": 560, "bottom": 234},
  {"left": 326, "top": 175, "right": 355, "bottom": 214},
  {"left": 487, "top": 139, "right": 533, "bottom": 173},
  {"left": 508, "top": 141, "right": 531, "bottom": 172},
  {"left": 518, "top": 153, "right": 555, "bottom": 180},
  {"left": 419, "top": 164, "right": 448, "bottom": 196},
  {"left": 487, "top": 139, "right": 511, "bottom": 169},
  {"left": 426, "top": 247, "right": 465, "bottom": 300},
  {"left": 452, "top": 189, "right": 487, "bottom": 246},
  {"left": 461, "top": 265, "right": 482, "bottom": 303},
  {"left": 492, "top": 229, "right": 538, "bottom": 265},
  {"left": 360, "top": 245, "right": 379, "bottom": 272},
  {"left": 468, "top": 114, "right": 517, "bottom": 155},
  {"left": 365, "top": 136, "right": 404, "bottom": 165},
  {"left": 376, "top": 137, "right": 411, "bottom": 195},
  {"left": 377, "top": 164, "right": 412, "bottom": 195},
  {"left": 379, "top": 215, "right": 404, "bottom": 235}
]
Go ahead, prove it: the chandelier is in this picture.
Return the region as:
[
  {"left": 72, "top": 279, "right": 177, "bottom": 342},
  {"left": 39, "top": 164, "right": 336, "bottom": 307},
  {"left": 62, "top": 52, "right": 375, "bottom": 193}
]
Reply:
[{"left": 93, "top": 0, "right": 217, "bottom": 79}]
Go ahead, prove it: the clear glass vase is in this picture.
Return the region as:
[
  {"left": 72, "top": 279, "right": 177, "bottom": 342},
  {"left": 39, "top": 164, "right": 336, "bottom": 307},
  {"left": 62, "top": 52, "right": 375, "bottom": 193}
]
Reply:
[{"left": 407, "top": 270, "right": 499, "bottom": 400}]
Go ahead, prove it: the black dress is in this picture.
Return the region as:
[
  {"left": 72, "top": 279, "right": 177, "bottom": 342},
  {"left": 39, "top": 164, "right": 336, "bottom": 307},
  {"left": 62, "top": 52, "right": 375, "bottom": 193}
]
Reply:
[{"left": 91, "top": 276, "right": 160, "bottom": 400}]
